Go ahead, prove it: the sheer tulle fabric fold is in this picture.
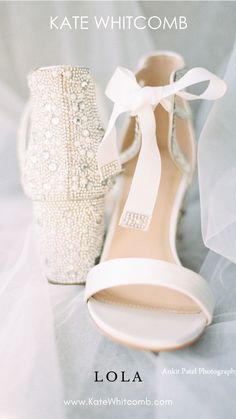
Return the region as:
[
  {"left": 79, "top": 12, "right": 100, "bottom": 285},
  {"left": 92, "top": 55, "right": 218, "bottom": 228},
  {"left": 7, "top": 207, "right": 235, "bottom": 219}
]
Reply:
[
  {"left": 0, "top": 2, "right": 236, "bottom": 418},
  {"left": 198, "top": 42, "right": 236, "bottom": 262}
]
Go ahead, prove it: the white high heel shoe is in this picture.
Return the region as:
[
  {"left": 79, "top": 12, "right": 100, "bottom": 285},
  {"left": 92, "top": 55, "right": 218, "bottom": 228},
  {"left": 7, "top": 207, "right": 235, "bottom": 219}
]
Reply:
[
  {"left": 85, "top": 52, "right": 226, "bottom": 351},
  {"left": 18, "top": 66, "right": 113, "bottom": 284}
]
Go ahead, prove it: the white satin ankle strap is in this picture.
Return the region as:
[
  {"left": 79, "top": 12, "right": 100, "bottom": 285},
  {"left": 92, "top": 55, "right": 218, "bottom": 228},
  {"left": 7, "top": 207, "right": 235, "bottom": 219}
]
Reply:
[
  {"left": 98, "top": 66, "right": 226, "bottom": 231},
  {"left": 85, "top": 258, "right": 215, "bottom": 325}
]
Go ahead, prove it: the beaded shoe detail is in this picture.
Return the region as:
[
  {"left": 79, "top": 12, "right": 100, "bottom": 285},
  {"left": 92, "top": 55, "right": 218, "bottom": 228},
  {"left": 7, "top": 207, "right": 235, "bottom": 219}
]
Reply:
[{"left": 19, "top": 66, "right": 113, "bottom": 284}]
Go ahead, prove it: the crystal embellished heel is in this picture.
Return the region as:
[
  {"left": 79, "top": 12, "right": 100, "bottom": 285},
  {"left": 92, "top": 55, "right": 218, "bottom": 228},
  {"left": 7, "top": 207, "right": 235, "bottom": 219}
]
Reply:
[
  {"left": 18, "top": 66, "right": 112, "bottom": 284},
  {"left": 85, "top": 52, "right": 226, "bottom": 350}
]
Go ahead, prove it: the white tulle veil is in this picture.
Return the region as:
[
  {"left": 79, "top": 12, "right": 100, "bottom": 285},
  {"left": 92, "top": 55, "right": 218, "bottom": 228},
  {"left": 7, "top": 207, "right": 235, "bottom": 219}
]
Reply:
[{"left": 1, "top": 2, "right": 236, "bottom": 418}]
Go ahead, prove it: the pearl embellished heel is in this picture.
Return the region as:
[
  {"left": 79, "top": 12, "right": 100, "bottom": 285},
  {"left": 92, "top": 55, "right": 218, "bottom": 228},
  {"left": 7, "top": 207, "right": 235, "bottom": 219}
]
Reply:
[
  {"left": 85, "top": 52, "right": 226, "bottom": 350},
  {"left": 18, "top": 66, "right": 112, "bottom": 284}
]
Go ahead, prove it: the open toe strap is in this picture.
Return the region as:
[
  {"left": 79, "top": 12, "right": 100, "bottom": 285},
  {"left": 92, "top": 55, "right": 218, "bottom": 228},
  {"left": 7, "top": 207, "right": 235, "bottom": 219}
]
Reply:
[{"left": 85, "top": 258, "right": 215, "bottom": 325}]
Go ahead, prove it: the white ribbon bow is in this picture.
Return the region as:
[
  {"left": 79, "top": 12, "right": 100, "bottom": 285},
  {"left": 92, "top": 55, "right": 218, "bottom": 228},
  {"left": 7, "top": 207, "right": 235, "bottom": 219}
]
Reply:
[{"left": 98, "top": 66, "right": 227, "bottom": 230}]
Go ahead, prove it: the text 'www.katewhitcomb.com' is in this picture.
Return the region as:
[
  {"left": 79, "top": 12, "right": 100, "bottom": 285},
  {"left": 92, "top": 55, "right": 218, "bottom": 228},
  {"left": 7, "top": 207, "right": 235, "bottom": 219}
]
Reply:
[{"left": 64, "top": 397, "right": 173, "bottom": 407}]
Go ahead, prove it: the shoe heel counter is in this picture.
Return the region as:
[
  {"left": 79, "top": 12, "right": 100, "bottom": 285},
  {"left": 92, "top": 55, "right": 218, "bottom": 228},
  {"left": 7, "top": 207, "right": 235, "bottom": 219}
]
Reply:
[{"left": 22, "top": 66, "right": 109, "bottom": 200}]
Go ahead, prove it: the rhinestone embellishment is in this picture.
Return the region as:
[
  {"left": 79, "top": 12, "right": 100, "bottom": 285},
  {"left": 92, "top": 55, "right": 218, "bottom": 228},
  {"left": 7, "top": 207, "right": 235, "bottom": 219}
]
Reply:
[
  {"left": 100, "top": 160, "right": 120, "bottom": 180},
  {"left": 170, "top": 68, "right": 193, "bottom": 176},
  {"left": 121, "top": 212, "right": 150, "bottom": 230},
  {"left": 20, "top": 65, "right": 113, "bottom": 284}
]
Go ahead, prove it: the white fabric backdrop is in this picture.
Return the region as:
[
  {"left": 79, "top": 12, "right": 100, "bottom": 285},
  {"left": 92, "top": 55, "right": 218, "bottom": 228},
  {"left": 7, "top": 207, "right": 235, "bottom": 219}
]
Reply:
[{"left": 1, "top": 2, "right": 236, "bottom": 418}]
